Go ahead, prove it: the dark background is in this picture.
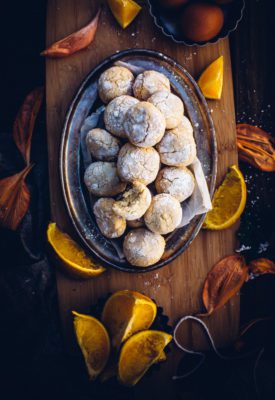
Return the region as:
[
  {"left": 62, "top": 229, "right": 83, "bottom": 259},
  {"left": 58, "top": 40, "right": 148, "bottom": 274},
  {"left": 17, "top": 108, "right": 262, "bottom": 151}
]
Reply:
[{"left": 0, "top": 1, "right": 275, "bottom": 399}]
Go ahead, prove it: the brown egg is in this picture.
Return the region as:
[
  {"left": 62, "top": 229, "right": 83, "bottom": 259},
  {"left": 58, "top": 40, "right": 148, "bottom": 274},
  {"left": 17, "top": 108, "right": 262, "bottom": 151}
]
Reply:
[
  {"left": 158, "top": 0, "right": 189, "bottom": 8},
  {"left": 181, "top": 3, "right": 224, "bottom": 42}
]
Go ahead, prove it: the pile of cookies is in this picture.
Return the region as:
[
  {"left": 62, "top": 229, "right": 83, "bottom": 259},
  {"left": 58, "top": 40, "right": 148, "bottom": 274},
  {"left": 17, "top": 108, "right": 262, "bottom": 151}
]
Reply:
[{"left": 84, "top": 65, "right": 197, "bottom": 267}]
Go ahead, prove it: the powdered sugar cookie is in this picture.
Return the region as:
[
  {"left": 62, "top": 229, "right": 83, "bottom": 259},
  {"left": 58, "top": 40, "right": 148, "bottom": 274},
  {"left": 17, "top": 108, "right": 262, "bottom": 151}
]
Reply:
[
  {"left": 93, "top": 198, "right": 126, "bottom": 239},
  {"left": 117, "top": 143, "right": 160, "bottom": 185},
  {"left": 133, "top": 70, "right": 170, "bottom": 100},
  {"left": 98, "top": 66, "right": 134, "bottom": 103},
  {"left": 155, "top": 166, "right": 195, "bottom": 202},
  {"left": 123, "top": 228, "right": 165, "bottom": 267},
  {"left": 124, "top": 102, "right": 166, "bottom": 147},
  {"left": 104, "top": 95, "right": 139, "bottom": 138},
  {"left": 144, "top": 194, "right": 182, "bottom": 235},
  {"left": 148, "top": 90, "right": 184, "bottom": 129}
]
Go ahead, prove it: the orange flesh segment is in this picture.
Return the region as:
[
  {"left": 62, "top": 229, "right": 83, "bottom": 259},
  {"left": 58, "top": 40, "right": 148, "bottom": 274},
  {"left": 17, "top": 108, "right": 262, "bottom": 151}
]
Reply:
[
  {"left": 73, "top": 312, "right": 110, "bottom": 380},
  {"left": 102, "top": 290, "right": 157, "bottom": 349},
  {"left": 118, "top": 330, "right": 172, "bottom": 386},
  {"left": 198, "top": 55, "right": 223, "bottom": 100},
  {"left": 203, "top": 165, "right": 247, "bottom": 230},
  {"left": 108, "top": 0, "right": 142, "bottom": 29}
]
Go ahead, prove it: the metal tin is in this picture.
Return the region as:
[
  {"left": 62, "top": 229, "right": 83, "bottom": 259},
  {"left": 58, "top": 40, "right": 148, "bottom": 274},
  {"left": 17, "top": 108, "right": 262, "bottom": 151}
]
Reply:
[{"left": 148, "top": 0, "right": 245, "bottom": 47}]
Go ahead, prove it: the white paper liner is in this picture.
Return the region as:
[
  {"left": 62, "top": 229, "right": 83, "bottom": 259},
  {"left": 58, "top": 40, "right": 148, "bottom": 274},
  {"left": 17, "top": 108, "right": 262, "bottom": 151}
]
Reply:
[{"left": 179, "top": 157, "right": 212, "bottom": 228}]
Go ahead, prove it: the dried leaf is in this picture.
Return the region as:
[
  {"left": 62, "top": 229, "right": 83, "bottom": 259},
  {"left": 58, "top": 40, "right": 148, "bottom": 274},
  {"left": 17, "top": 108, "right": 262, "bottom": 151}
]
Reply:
[
  {"left": 41, "top": 8, "right": 101, "bottom": 58},
  {"left": 236, "top": 124, "right": 275, "bottom": 171},
  {"left": 0, "top": 165, "right": 33, "bottom": 230},
  {"left": 248, "top": 258, "right": 275, "bottom": 276},
  {"left": 13, "top": 87, "right": 44, "bottom": 165},
  {"left": 202, "top": 255, "right": 248, "bottom": 315}
]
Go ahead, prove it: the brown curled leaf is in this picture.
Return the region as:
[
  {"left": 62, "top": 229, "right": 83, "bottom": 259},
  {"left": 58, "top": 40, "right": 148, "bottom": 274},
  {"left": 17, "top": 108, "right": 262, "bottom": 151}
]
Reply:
[
  {"left": 201, "top": 255, "right": 248, "bottom": 316},
  {"left": 0, "top": 164, "right": 33, "bottom": 231},
  {"left": 248, "top": 258, "right": 275, "bottom": 276},
  {"left": 41, "top": 8, "right": 101, "bottom": 58},
  {"left": 13, "top": 87, "right": 44, "bottom": 165},
  {"left": 236, "top": 124, "right": 275, "bottom": 172}
]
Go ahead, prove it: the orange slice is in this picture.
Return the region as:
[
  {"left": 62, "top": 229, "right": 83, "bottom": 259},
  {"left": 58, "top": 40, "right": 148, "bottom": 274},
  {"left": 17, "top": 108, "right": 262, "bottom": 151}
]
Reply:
[
  {"left": 107, "top": 0, "right": 142, "bottom": 29},
  {"left": 198, "top": 55, "right": 223, "bottom": 100},
  {"left": 72, "top": 311, "right": 110, "bottom": 380},
  {"left": 100, "top": 349, "right": 166, "bottom": 383},
  {"left": 47, "top": 222, "right": 105, "bottom": 279},
  {"left": 203, "top": 165, "right": 247, "bottom": 230},
  {"left": 118, "top": 330, "right": 172, "bottom": 386},
  {"left": 101, "top": 290, "right": 157, "bottom": 349}
]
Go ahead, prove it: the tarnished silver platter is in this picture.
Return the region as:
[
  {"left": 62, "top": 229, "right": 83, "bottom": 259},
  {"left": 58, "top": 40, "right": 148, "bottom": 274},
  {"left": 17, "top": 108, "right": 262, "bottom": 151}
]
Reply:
[{"left": 60, "top": 49, "right": 217, "bottom": 273}]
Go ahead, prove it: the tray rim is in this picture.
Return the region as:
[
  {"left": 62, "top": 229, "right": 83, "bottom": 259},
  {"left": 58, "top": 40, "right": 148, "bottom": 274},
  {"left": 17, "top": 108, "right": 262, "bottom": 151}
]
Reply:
[{"left": 60, "top": 48, "right": 218, "bottom": 273}]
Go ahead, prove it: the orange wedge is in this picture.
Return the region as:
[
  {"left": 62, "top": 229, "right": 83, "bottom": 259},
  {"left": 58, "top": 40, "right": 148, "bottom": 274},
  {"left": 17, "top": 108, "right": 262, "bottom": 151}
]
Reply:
[
  {"left": 198, "top": 55, "right": 223, "bottom": 100},
  {"left": 108, "top": 0, "right": 142, "bottom": 29},
  {"left": 47, "top": 222, "right": 105, "bottom": 279},
  {"left": 73, "top": 311, "right": 110, "bottom": 380},
  {"left": 203, "top": 165, "right": 247, "bottom": 230},
  {"left": 102, "top": 290, "right": 157, "bottom": 349},
  {"left": 118, "top": 330, "right": 172, "bottom": 386},
  {"left": 100, "top": 349, "right": 166, "bottom": 383}
]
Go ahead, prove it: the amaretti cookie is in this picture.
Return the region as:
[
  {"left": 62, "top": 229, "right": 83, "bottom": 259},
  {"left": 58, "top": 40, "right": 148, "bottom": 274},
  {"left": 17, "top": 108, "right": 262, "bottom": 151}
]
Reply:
[
  {"left": 155, "top": 166, "right": 195, "bottom": 202},
  {"left": 98, "top": 66, "right": 134, "bottom": 103},
  {"left": 148, "top": 90, "right": 184, "bottom": 129},
  {"left": 133, "top": 70, "right": 170, "bottom": 100},
  {"left": 123, "top": 228, "right": 165, "bottom": 267},
  {"left": 84, "top": 162, "right": 126, "bottom": 197},
  {"left": 112, "top": 182, "right": 151, "bottom": 221},
  {"left": 86, "top": 128, "right": 120, "bottom": 161},
  {"left": 104, "top": 95, "right": 139, "bottom": 138},
  {"left": 144, "top": 194, "right": 182, "bottom": 235},
  {"left": 156, "top": 127, "right": 196, "bottom": 167},
  {"left": 117, "top": 143, "right": 160, "bottom": 185},
  {"left": 124, "top": 102, "right": 166, "bottom": 148},
  {"left": 93, "top": 198, "right": 126, "bottom": 239}
]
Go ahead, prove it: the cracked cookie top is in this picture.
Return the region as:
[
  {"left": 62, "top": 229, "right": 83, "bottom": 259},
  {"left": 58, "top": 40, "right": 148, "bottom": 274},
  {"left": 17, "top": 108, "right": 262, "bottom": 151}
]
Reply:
[
  {"left": 84, "top": 161, "right": 126, "bottom": 197},
  {"left": 156, "top": 126, "right": 197, "bottom": 167},
  {"left": 98, "top": 66, "right": 134, "bottom": 104},
  {"left": 148, "top": 90, "right": 184, "bottom": 130},
  {"left": 123, "top": 228, "right": 165, "bottom": 267},
  {"left": 155, "top": 166, "right": 195, "bottom": 203},
  {"left": 133, "top": 70, "right": 170, "bottom": 100},
  {"left": 86, "top": 128, "right": 121, "bottom": 161},
  {"left": 104, "top": 95, "right": 139, "bottom": 138},
  {"left": 144, "top": 193, "right": 182, "bottom": 235},
  {"left": 124, "top": 101, "right": 166, "bottom": 147},
  {"left": 93, "top": 198, "right": 126, "bottom": 239},
  {"left": 117, "top": 143, "right": 160, "bottom": 185}
]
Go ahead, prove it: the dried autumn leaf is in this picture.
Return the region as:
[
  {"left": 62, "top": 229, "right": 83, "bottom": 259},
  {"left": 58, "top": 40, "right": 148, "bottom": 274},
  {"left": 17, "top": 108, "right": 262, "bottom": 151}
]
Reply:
[
  {"left": 248, "top": 258, "right": 275, "bottom": 276},
  {"left": 236, "top": 124, "right": 275, "bottom": 172},
  {"left": 41, "top": 8, "right": 101, "bottom": 58},
  {"left": 0, "top": 165, "right": 33, "bottom": 231},
  {"left": 202, "top": 255, "right": 248, "bottom": 316},
  {"left": 13, "top": 87, "right": 44, "bottom": 165}
]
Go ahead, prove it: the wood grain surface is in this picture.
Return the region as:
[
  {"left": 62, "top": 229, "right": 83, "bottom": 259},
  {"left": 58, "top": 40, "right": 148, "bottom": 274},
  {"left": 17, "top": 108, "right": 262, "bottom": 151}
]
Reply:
[{"left": 46, "top": 0, "right": 239, "bottom": 393}]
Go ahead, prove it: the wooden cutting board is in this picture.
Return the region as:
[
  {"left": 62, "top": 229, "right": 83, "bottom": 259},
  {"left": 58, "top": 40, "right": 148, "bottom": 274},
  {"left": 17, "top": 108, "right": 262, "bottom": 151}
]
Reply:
[{"left": 45, "top": 0, "right": 239, "bottom": 394}]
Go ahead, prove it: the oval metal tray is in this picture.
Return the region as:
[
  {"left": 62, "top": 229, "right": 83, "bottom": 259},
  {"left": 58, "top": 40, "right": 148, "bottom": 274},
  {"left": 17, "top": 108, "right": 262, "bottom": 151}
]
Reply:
[{"left": 60, "top": 49, "right": 217, "bottom": 273}]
